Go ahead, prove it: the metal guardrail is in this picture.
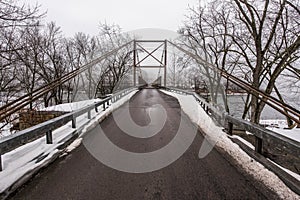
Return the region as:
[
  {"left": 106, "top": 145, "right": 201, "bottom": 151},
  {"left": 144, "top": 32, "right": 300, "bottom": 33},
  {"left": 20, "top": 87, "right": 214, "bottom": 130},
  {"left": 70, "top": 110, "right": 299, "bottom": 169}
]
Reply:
[
  {"left": 225, "top": 115, "right": 300, "bottom": 155},
  {"left": 167, "top": 41, "right": 300, "bottom": 125},
  {"left": 0, "top": 87, "right": 137, "bottom": 171},
  {"left": 162, "top": 86, "right": 300, "bottom": 194},
  {"left": 163, "top": 87, "right": 300, "bottom": 155},
  {"left": 163, "top": 87, "right": 225, "bottom": 126}
]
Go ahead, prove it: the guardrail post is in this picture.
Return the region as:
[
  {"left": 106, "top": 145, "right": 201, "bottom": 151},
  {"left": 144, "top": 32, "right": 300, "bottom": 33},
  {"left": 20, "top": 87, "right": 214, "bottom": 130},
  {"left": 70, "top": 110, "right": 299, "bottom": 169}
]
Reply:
[
  {"left": 255, "top": 136, "right": 263, "bottom": 154},
  {"left": 227, "top": 122, "right": 233, "bottom": 135},
  {"left": 0, "top": 155, "right": 2, "bottom": 171},
  {"left": 204, "top": 105, "right": 209, "bottom": 114},
  {"left": 103, "top": 102, "right": 106, "bottom": 111},
  {"left": 46, "top": 130, "right": 53, "bottom": 144},
  {"left": 72, "top": 118, "right": 76, "bottom": 128},
  {"left": 88, "top": 110, "right": 91, "bottom": 119}
]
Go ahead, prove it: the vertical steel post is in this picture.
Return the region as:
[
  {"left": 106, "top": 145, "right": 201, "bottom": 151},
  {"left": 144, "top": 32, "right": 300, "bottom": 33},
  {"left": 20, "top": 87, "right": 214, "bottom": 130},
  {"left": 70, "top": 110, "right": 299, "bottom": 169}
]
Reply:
[
  {"left": 88, "top": 110, "right": 91, "bottom": 119},
  {"left": 0, "top": 155, "right": 2, "bottom": 171},
  {"left": 164, "top": 40, "right": 167, "bottom": 87},
  {"left": 133, "top": 40, "right": 137, "bottom": 86},
  {"left": 46, "top": 130, "right": 53, "bottom": 144},
  {"left": 255, "top": 137, "right": 263, "bottom": 154},
  {"left": 103, "top": 102, "right": 106, "bottom": 111},
  {"left": 72, "top": 118, "right": 76, "bottom": 128},
  {"left": 227, "top": 122, "right": 233, "bottom": 136}
]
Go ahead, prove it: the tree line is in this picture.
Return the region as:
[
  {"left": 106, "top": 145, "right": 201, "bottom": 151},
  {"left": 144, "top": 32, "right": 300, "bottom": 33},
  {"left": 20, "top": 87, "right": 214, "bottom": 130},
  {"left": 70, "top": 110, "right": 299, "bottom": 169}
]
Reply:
[
  {"left": 1, "top": 0, "right": 299, "bottom": 126},
  {"left": 0, "top": 0, "right": 132, "bottom": 111},
  {"left": 179, "top": 0, "right": 299, "bottom": 125}
]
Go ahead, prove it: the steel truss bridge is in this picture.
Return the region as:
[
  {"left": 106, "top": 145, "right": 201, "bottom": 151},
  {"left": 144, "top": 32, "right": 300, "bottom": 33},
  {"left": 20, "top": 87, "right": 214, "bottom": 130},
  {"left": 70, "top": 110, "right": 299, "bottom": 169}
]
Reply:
[{"left": 0, "top": 39, "right": 300, "bottom": 199}]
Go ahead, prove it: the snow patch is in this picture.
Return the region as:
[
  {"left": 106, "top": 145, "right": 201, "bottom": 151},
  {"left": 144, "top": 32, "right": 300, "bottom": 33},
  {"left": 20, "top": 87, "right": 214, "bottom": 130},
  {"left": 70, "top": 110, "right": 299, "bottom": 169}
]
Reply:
[
  {"left": 43, "top": 99, "right": 103, "bottom": 112},
  {"left": 0, "top": 90, "right": 138, "bottom": 195},
  {"left": 160, "top": 89, "right": 299, "bottom": 199},
  {"left": 229, "top": 135, "right": 255, "bottom": 150},
  {"left": 260, "top": 119, "right": 300, "bottom": 142},
  {"left": 65, "top": 138, "right": 82, "bottom": 153},
  {"left": 268, "top": 159, "right": 300, "bottom": 181},
  {"left": 267, "top": 126, "right": 300, "bottom": 142}
]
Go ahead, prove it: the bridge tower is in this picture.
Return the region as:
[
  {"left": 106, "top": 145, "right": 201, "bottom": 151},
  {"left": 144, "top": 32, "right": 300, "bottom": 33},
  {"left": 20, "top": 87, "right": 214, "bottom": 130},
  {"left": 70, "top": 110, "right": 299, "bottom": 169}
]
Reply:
[{"left": 133, "top": 40, "right": 167, "bottom": 87}]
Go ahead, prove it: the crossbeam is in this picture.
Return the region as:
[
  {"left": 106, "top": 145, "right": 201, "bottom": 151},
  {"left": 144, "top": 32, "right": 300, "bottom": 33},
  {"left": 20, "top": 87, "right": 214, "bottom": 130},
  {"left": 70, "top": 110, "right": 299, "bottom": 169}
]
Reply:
[{"left": 133, "top": 40, "right": 167, "bottom": 86}]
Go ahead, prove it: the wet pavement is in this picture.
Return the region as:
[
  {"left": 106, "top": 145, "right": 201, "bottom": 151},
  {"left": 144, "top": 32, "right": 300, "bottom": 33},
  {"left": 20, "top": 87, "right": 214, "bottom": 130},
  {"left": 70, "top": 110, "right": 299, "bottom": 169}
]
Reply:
[{"left": 10, "top": 89, "right": 275, "bottom": 200}]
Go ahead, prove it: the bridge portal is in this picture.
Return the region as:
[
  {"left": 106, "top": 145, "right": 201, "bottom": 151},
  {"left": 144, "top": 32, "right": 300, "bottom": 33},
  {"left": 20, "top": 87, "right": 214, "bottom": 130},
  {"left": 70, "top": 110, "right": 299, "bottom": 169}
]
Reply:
[{"left": 133, "top": 40, "right": 167, "bottom": 87}]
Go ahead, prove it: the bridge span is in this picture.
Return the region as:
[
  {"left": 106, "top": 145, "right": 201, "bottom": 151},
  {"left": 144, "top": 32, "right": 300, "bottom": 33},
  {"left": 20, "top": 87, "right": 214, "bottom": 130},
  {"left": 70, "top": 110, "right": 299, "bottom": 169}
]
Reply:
[{"left": 9, "top": 89, "right": 277, "bottom": 199}]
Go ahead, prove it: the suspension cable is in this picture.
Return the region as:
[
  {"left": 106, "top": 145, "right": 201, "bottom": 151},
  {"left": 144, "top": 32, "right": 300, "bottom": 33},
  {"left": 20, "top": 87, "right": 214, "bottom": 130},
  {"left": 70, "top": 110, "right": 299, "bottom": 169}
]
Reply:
[
  {"left": 168, "top": 40, "right": 300, "bottom": 125},
  {"left": 0, "top": 40, "right": 133, "bottom": 122}
]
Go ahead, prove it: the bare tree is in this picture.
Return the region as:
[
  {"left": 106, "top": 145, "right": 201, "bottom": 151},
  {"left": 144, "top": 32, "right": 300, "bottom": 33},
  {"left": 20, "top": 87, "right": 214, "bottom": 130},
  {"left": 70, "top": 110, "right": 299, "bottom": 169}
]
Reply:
[
  {"left": 72, "top": 32, "right": 100, "bottom": 99},
  {"left": 180, "top": 0, "right": 300, "bottom": 124},
  {"left": 228, "top": 0, "right": 300, "bottom": 123},
  {"left": 0, "top": 0, "right": 42, "bottom": 94},
  {"left": 0, "top": 0, "right": 43, "bottom": 132},
  {"left": 14, "top": 25, "right": 44, "bottom": 109},
  {"left": 95, "top": 23, "right": 133, "bottom": 96},
  {"left": 179, "top": 1, "right": 235, "bottom": 112}
]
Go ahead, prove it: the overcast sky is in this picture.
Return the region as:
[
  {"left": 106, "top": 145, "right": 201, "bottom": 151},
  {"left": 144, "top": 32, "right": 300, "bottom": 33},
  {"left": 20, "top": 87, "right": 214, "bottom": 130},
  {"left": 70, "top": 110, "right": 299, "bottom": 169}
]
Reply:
[{"left": 24, "top": 0, "right": 199, "bottom": 37}]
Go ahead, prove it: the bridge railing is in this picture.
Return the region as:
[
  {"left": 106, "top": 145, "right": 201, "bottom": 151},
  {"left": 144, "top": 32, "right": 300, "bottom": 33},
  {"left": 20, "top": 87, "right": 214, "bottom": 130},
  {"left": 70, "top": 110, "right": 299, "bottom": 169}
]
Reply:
[
  {"left": 163, "top": 87, "right": 225, "bottom": 126},
  {"left": 162, "top": 86, "right": 300, "bottom": 194},
  {"left": 163, "top": 87, "right": 300, "bottom": 154},
  {"left": 0, "top": 87, "right": 137, "bottom": 171}
]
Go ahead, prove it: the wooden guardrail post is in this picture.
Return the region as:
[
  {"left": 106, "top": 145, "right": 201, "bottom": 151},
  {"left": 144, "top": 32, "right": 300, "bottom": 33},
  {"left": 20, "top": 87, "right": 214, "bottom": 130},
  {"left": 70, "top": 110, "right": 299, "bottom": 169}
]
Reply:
[
  {"left": 46, "top": 130, "right": 53, "bottom": 144},
  {"left": 255, "top": 136, "right": 263, "bottom": 154}
]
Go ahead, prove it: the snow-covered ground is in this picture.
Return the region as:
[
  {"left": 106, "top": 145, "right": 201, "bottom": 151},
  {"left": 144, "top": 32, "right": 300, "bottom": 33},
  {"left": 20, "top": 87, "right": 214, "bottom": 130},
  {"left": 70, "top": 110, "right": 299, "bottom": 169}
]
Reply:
[
  {"left": 42, "top": 99, "right": 103, "bottom": 112},
  {"left": 260, "top": 120, "right": 300, "bottom": 142},
  {"left": 0, "top": 90, "right": 138, "bottom": 197},
  {"left": 160, "top": 89, "right": 299, "bottom": 199},
  {"left": 0, "top": 123, "right": 13, "bottom": 138},
  {"left": 0, "top": 88, "right": 299, "bottom": 198}
]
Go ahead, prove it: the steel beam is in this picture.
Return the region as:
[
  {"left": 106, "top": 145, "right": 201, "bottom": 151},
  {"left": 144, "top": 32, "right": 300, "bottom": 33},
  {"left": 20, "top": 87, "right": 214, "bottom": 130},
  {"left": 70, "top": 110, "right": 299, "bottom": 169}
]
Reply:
[
  {"left": 133, "top": 41, "right": 137, "bottom": 86},
  {"left": 135, "top": 66, "right": 165, "bottom": 68},
  {"left": 133, "top": 40, "right": 168, "bottom": 86},
  {"left": 164, "top": 40, "right": 167, "bottom": 87},
  {"left": 135, "top": 40, "right": 166, "bottom": 43},
  {"left": 136, "top": 43, "right": 164, "bottom": 66}
]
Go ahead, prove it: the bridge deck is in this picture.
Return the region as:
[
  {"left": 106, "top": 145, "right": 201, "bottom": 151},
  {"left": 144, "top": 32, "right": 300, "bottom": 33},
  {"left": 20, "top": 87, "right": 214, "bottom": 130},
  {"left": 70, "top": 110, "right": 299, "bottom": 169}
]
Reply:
[{"left": 10, "top": 89, "right": 274, "bottom": 199}]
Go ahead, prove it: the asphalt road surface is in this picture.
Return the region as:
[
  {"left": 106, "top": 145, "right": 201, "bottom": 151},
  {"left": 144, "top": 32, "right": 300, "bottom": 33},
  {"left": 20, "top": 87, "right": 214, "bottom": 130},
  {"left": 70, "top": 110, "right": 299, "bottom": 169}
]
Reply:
[{"left": 10, "top": 89, "right": 276, "bottom": 200}]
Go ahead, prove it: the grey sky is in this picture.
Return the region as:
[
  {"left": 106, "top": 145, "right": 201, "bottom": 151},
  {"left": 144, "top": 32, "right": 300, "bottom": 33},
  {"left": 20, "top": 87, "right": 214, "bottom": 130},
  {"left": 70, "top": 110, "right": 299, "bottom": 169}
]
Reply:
[{"left": 24, "top": 0, "right": 199, "bottom": 37}]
